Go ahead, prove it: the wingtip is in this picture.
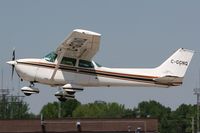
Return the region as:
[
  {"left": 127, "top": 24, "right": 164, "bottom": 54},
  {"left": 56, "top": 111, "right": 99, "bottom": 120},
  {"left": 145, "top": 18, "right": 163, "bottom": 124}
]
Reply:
[{"left": 74, "top": 29, "right": 101, "bottom": 36}]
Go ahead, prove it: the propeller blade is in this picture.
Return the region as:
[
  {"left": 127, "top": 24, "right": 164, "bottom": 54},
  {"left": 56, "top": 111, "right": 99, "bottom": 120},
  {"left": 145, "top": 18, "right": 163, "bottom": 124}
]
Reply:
[
  {"left": 11, "top": 65, "right": 14, "bottom": 79},
  {"left": 11, "top": 48, "right": 15, "bottom": 80},
  {"left": 12, "top": 48, "right": 15, "bottom": 61}
]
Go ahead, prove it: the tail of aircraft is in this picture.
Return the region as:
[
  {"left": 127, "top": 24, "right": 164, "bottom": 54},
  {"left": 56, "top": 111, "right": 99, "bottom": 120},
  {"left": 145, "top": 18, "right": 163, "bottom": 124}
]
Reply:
[{"left": 154, "top": 48, "right": 194, "bottom": 85}]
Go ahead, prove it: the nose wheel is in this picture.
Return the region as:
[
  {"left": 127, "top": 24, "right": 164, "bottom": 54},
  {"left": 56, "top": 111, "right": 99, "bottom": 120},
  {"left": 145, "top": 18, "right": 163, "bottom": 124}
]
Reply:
[{"left": 21, "top": 82, "right": 39, "bottom": 96}]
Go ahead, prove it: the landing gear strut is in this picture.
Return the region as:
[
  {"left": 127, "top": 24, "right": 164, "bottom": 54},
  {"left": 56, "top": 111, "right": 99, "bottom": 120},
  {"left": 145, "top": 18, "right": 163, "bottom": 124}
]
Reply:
[{"left": 29, "top": 82, "right": 35, "bottom": 87}]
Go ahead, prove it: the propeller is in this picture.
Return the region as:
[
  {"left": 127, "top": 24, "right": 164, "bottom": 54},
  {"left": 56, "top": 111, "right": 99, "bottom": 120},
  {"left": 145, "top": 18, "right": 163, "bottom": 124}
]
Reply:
[
  {"left": 7, "top": 48, "right": 16, "bottom": 80},
  {"left": 11, "top": 48, "right": 15, "bottom": 79}
]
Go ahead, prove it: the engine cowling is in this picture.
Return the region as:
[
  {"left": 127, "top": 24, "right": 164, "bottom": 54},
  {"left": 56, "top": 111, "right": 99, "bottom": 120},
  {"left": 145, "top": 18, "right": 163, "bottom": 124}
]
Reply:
[{"left": 21, "top": 86, "right": 39, "bottom": 96}]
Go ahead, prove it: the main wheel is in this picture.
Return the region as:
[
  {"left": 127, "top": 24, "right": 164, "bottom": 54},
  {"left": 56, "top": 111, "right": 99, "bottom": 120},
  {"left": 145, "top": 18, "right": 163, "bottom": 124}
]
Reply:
[
  {"left": 58, "top": 97, "right": 67, "bottom": 102},
  {"left": 24, "top": 93, "right": 31, "bottom": 96}
]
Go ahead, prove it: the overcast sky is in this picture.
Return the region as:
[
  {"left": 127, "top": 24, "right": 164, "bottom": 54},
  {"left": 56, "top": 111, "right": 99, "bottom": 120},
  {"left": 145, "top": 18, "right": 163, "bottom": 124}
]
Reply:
[{"left": 0, "top": 0, "right": 200, "bottom": 114}]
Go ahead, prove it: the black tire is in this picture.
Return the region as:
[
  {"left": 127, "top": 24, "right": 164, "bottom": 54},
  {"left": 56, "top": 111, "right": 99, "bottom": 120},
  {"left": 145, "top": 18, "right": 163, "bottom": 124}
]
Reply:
[
  {"left": 58, "top": 97, "right": 67, "bottom": 102},
  {"left": 24, "top": 93, "right": 31, "bottom": 96}
]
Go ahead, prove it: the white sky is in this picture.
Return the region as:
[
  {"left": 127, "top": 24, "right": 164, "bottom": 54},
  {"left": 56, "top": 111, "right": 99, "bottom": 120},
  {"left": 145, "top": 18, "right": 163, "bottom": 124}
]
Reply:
[{"left": 0, "top": 0, "right": 200, "bottom": 114}]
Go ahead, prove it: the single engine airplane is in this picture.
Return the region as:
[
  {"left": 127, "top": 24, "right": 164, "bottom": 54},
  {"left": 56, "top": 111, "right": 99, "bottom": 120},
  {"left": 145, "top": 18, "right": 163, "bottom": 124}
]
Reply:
[{"left": 7, "top": 29, "right": 194, "bottom": 101}]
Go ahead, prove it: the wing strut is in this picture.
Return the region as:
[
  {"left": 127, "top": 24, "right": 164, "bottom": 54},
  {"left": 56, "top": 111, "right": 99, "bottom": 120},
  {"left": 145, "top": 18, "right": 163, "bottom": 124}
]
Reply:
[{"left": 50, "top": 48, "right": 65, "bottom": 80}]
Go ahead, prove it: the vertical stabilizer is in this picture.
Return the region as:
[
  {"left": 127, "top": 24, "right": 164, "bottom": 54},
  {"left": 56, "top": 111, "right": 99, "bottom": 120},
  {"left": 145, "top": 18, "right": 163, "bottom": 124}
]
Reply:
[{"left": 156, "top": 48, "right": 194, "bottom": 78}]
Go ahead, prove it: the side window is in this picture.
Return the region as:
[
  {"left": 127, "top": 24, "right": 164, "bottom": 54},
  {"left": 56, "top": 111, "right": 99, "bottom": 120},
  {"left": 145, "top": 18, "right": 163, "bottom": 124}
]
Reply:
[
  {"left": 61, "top": 57, "right": 76, "bottom": 66},
  {"left": 78, "top": 60, "right": 94, "bottom": 68}
]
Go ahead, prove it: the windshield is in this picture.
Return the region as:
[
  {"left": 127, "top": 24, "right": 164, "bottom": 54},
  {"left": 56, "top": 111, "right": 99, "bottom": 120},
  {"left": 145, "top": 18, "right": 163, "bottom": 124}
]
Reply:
[
  {"left": 43, "top": 52, "right": 57, "bottom": 62},
  {"left": 95, "top": 62, "right": 102, "bottom": 67}
]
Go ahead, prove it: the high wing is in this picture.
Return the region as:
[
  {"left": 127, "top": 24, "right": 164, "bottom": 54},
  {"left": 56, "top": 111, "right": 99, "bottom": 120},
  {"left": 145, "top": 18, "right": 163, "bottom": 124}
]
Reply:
[
  {"left": 50, "top": 29, "right": 101, "bottom": 80},
  {"left": 56, "top": 29, "right": 101, "bottom": 61}
]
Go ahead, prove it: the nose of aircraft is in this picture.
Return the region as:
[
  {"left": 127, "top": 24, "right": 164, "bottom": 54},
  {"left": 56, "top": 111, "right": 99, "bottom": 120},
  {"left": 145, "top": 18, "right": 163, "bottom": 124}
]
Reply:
[
  {"left": 7, "top": 60, "right": 17, "bottom": 79},
  {"left": 7, "top": 60, "right": 17, "bottom": 65}
]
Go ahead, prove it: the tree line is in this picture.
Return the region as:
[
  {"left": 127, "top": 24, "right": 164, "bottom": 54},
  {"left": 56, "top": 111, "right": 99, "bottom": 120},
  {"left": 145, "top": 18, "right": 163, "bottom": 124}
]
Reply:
[
  {"left": 0, "top": 96, "right": 34, "bottom": 119},
  {"left": 0, "top": 96, "right": 198, "bottom": 133},
  {"left": 40, "top": 100, "right": 198, "bottom": 133}
]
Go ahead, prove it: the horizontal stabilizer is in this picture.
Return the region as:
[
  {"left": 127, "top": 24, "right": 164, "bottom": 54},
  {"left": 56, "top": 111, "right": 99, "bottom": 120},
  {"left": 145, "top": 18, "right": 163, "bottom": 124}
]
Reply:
[{"left": 154, "top": 76, "right": 183, "bottom": 86}]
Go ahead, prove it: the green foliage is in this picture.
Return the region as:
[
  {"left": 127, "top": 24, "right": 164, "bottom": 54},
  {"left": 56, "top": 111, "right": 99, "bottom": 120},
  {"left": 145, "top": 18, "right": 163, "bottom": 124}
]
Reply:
[
  {"left": 40, "top": 99, "right": 80, "bottom": 118},
  {"left": 137, "top": 100, "right": 173, "bottom": 133},
  {"left": 72, "top": 101, "right": 128, "bottom": 118},
  {"left": 173, "top": 104, "right": 195, "bottom": 119},
  {"left": 137, "top": 101, "right": 197, "bottom": 133},
  {"left": 0, "top": 96, "right": 33, "bottom": 119},
  {"left": 171, "top": 104, "right": 196, "bottom": 133},
  {"left": 40, "top": 99, "right": 198, "bottom": 133},
  {"left": 138, "top": 100, "right": 171, "bottom": 119},
  {"left": 40, "top": 102, "right": 59, "bottom": 119},
  {"left": 61, "top": 99, "right": 81, "bottom": 117},
  {"left": 1, "top": 94, "right": 197, "bottom": 133}
]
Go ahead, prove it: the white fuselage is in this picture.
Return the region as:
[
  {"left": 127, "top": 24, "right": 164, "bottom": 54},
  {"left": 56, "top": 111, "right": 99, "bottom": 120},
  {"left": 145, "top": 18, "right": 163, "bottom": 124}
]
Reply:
[{"left": 14, "top": 58, "right": 169, "bottom": 88}]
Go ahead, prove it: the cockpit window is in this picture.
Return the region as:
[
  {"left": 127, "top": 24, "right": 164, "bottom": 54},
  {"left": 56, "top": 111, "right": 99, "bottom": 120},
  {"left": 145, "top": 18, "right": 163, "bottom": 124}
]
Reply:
[
  {"left": 95, "top": 62, "right": 102, "bottom": 67},
  {"left": 78, "top": 60, "right": 94, "bottom": 68},
  {"left": 44, "top": 52, "right": 57, "bottom": 62},
  {"left": 61, "top": 57, "right": 76, "bottom": 66}
]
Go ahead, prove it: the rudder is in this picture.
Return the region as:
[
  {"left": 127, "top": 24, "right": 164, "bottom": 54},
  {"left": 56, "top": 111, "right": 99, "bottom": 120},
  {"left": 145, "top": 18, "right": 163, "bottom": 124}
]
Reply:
[{"left": 156, "top": 48, "right": 194, "bottom": 78}]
